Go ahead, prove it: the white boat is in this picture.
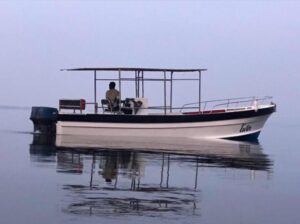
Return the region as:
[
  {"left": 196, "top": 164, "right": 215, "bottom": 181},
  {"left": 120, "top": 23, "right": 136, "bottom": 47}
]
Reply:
[{"left": 30, "top": 67, "right": 276, "bottom": 141}]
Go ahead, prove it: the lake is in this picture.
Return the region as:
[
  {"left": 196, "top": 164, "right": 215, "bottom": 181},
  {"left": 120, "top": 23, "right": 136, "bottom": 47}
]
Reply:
[{"left": 0, "top": 107, "right": 299, "bottom": 224}]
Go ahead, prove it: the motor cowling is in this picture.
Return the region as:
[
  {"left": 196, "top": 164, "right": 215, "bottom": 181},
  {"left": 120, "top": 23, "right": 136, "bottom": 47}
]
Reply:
[{"left": 30, "top": 107, "right": 58, "bottom": 134}]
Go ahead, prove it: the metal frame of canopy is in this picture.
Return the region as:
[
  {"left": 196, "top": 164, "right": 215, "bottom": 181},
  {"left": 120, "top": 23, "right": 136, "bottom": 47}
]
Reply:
[{"left": 62, "top": 67, "right": 207, "bottom": 114}]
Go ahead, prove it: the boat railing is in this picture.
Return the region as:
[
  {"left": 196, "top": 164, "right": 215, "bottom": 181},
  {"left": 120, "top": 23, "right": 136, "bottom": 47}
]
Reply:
[{"left": 180, "top": 96, "right": 273, "bottom": 113}]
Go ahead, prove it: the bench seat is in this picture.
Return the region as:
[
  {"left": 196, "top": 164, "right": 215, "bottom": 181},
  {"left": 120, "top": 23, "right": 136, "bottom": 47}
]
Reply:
[{"left": 59, "top": 99, "right": 86, "bottom": 113}]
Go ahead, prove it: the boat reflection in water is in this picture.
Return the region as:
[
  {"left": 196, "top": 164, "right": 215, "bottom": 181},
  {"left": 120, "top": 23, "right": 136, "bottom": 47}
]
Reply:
[{"left": 30, "top": 134, "right": 273, "bottom": 218}]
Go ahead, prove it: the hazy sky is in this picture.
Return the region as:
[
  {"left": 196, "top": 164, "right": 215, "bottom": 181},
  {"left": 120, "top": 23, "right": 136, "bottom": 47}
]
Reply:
[{"left": 0, "top": 0, "right": 299, "bottom": 121}]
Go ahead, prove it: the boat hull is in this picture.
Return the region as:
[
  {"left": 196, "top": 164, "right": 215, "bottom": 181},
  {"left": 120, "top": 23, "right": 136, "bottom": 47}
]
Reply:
[{"left": 56, "top": 106, "right": 275, "bottom": 140}]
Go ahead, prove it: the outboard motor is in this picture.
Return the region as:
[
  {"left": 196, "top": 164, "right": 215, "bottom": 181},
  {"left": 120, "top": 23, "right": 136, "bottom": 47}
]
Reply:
[{"left": 30, "top": 107, "right": 58, "bottom": 134}]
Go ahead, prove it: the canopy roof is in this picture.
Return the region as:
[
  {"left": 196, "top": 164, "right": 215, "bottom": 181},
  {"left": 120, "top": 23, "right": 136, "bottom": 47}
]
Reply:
[{"left": 62, "top": 67, "right": 207, "bottom": 73}]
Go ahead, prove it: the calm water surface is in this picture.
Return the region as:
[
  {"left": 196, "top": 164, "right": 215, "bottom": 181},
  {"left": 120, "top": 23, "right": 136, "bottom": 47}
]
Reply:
[{"left": 0, "top": 108, "right": 299, "bottom": 224}]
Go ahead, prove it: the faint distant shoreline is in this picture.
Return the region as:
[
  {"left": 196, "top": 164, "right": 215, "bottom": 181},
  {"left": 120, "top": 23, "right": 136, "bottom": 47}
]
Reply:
[{"left": 0, "top": 105, "right": 30, "bottom": 110}]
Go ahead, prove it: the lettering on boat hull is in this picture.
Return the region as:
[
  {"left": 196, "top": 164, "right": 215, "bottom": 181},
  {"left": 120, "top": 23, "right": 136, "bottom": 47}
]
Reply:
[{"left": 240, "top": 123, "right": 252, "bottom": 133}]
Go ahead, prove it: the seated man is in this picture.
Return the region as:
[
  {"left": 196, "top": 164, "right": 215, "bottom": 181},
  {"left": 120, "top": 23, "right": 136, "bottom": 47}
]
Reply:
[{"left": 106, "top": 82, "right": 120, "bottom": 111}]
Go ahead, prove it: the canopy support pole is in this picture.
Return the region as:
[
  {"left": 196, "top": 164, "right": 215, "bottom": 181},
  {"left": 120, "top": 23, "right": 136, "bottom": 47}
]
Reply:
[
  {"left": 170, "top": 71, "right": 173, "bottom": 113},
  {"left": 164, "top": 71, "right": 167, "bottom": 115},
  {"left": 198, "top": 71, "right": 202, "bottom": 112},
  {"left": 135, "top": 70, "right": 138, "bottom": 98},
  {"left": 137, "top": 70, "right": 140, "bottom": 98},
  {"left": 94, "top": 70, "right": 97, "bottom": 113},
  {"left": 118, "top": 69, "right": 122, "bottom": 112},
  {"left": 142, "top": 71, "right": 144, "bottom": 97}
]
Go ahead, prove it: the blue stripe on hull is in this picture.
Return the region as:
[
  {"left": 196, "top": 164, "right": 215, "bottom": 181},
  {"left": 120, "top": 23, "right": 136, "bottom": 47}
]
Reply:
[{"left": 224, "top": 131, "right": 261, "bottom": 142}]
